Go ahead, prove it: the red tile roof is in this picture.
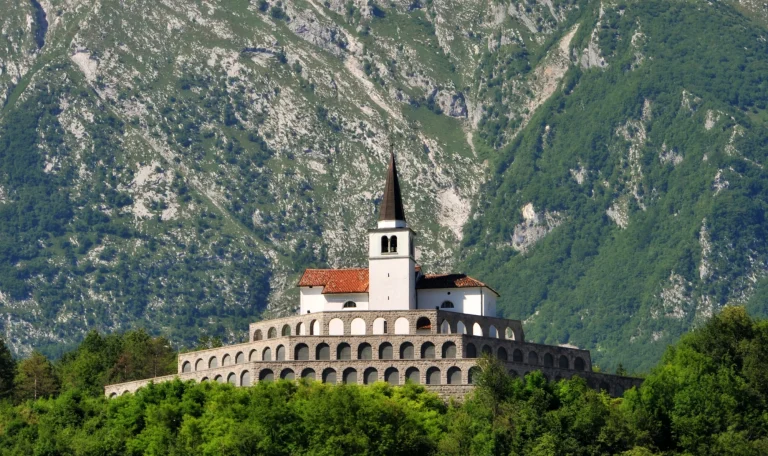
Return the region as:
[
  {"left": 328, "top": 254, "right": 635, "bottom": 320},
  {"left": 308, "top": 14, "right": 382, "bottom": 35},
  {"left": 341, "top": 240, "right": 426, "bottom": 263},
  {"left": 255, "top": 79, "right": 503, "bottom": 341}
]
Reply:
[
  {"left": 416, "top": 273, "right": 500, "bottom": 296},
  {"left": 297, "top": 268, "right": 369, "bottom": 294}
]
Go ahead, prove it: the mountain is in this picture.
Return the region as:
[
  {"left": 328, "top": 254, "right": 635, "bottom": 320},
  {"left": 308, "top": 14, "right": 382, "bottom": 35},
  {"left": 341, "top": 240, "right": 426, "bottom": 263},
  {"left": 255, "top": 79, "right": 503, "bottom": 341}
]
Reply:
[{"left": 0, "top": 0, "right": 766, "bottom": 371}]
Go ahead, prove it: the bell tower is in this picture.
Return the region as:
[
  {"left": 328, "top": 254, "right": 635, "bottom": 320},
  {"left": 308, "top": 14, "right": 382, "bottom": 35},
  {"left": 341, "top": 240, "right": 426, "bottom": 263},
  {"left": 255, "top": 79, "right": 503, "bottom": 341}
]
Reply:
[{"left": 368, "top": 152, "right": 417, "bottom": 310}]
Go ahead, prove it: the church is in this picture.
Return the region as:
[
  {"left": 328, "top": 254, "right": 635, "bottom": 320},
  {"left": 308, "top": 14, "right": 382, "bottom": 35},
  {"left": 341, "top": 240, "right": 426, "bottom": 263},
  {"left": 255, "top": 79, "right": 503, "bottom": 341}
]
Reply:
[{"left": 106, "top": 154, "right": 640, "bottom": 398}]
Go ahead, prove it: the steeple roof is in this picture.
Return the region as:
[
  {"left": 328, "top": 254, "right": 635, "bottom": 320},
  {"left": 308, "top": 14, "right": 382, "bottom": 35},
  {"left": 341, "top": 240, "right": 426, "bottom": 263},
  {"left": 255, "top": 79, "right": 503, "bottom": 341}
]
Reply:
[{"left": 378, "top": 152, "right": 406, "bottom": 223}]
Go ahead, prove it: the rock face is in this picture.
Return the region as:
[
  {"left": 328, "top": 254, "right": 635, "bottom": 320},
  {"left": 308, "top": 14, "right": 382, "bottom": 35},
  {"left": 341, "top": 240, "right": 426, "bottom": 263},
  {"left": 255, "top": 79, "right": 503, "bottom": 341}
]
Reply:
[{"left": 0, "top": 0, "right": 767, "bottom": 374}]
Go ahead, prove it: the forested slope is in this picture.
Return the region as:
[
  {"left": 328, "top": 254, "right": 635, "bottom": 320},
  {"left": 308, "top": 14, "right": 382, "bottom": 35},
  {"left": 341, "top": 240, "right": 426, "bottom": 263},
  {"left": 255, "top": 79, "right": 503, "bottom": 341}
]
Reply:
[{"left": 1, "top": 0, "right": 767, "bottom": 371}]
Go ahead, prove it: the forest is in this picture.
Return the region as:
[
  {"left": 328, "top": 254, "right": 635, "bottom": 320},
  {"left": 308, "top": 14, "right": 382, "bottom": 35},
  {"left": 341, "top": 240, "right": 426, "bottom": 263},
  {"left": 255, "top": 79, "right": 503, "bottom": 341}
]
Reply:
[{"left": 0, "top": 306, "right": 765, "bottom": 455}]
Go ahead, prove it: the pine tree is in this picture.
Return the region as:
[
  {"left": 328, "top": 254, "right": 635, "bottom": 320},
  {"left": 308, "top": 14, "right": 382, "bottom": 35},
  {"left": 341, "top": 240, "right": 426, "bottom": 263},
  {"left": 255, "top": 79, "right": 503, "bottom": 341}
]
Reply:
[
  {"left": 0, "top": 338, "right": 15, "bottom": 399},
  {"left": 14, "top": 351, "right": 59, "bottom": 401}
]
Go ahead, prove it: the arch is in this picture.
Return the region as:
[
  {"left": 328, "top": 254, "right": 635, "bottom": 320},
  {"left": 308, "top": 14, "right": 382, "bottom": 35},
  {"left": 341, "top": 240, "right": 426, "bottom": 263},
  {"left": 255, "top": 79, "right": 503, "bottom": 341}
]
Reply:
[
  {"left": 259, "top": 369, "right": 274, "bottom": 382},
  {"left": 379, "top": 342, "right": 393, "bottom": 360},
  {"left": 513, "top": 349, "right": 523, "bottom": 362},
  {"left": 575, "top": 357, "right": 586, "bottom": 371},
  {"left": 249, "top": 349, "right": 257, "bottom": 362},
  {"left": 109, "top": 392, "right": 117, "bottom": 399},
  {"left": 465, "top": 343, "right": 477, "bottom": 358},
  {"left": 209, "top": 356, "right": 218, "bottom": 369},
  {"left": 508, "top": 369, "right": 518, "bottom": 378},
  {"left": 222, "top": 354, "right": 231, "bottom": 366},
  {"left": 472, "top": 322, "right": 483, "bottom": 337},
  {"left": 381, "top": 235, "right": 389, "bottom": 253},
  {"left": 468, "top": 367, "right": 481, "bottom": 385},
  {"left": 426, "top": 367, "right": 441, "bottom": 385},
  {"left": 236, "top": 352, "right": 244, "bottom": 364},
  {"left": 343, "top": 301, "right": 357, "bottom": 308},
  {"left": 337, "top": 343, "right": 352, "bottom": 360},
  {"left": 385, "top": 367, "right": 399, "bottom": 385},
  {"left": 373, "top": 318, "right": 387, "bottom": 335},
  {"left": 268, "top": 327, "right": 277, "bottom": 339},
  {"left": 481, "top": 345, "right": 492, "bottom": 356},
  {"left": 599, "top": 381, "right": 611, "bottom": 392},
  {"left": 505, "top": 327, "right": 515, "bottom": 340},
  {"left": 442, "top": 341, "right": 457, "bottom": 358},
  {"left": 349, "top": 318, "right": 366, "bottom": 336},
  {"left": 328, "top": 318, "right": 344, "bottom": 335},
  {"left": 281, "top": 324, "right": 291, "bottom": 337},
  {"left": 440, "top": 320, "right": 451, "bottom": 334},
  {"left": 528, "top": 351, "right": 539, "bottom": 365},
  {"left": 322, "top": 368, "right": 337, "bottom": 384},
  {"left": 123, "top": 390, "right": 130, "bottom": 396},
  {"left": 421, "top": 342, "right": 436, "bottom": 359},
  {"left": 200, "top": 378, "right": 208, "bottom": 382},
  {"left": 214, "top": 375, "right": 224, "bottom": 383},
  {"left": 416, "top": 316, "right": 432, "bottom": 334},
  {"left": 301, "top": 368, "right": 316, "bottom": 380},
  {"left": 400, "top": 342, "right": 415, "bottom": 359},
  {"left": 297, "top": 322, "right": 305, "bottom": 335},
  {"left": 311, "top": 320, "right": 320, "bottom": 336},
  {"left": 447, "top": 367, "right": 462, "bottom": 385},
  {"left": 457, "top": 321, "right": 467, "bottom": 334},
  {"left": 364, "top": 368, "right": 378, "bottom": 384},
  {"left": 343, "top": 368, "right": 358, "bottom": 384},
  {"left": 254, "top": 329, "right": 263, "bottom": 341},
  {"left": 280, "top": 369, "right": 295, "bottom": 381},
  {"left": 316, "top": 343, "right": 330, "bottom": 360},
  {"left": 295, "top": 343, "right": 309, "bottom": 361},
  {"left": 227, "top": 372, "right": 237, "bottom": 385},
  {"left": 389, "top": 235, "right": 398, "bottom": 253},
  {"left": 241, "top": 370, "right": 251, "bottom": 386},
  {"left": 262, "top": 347, "right": 272, "bottom": 362},
  {"left": 489, "top": 325, "right": 498, "bottom": 338},
  {"left": 498, "top": 347, "right": 508, "bottom": 361},
  {"left": 358, "top": 343, "right": 373, "bottom": 360},
  {"left": 351, "top": 318, "right": 366, "bottom": 335},
  {"left": 405, "top": 367, "right": 420, "bottom": 384},
  {"left": 195, "top": 358, "right": 204, "bottom": 371},
  {"left": 615, "top": 385, "right": 625, "bottom": 397},
  {"left": 544, "top": 353, "right": 554, "bottom": 368},
  {"left": 276, "top": 345, "right": 286, "bottom": 361},
  {"left": 394, "top": 317, "right": 409, "bottom": 335},
  {"left": 440, "top": 301, "right": 454, "bottom": 309},
  {"left": 559, "top": 355, "right": 569, "bottom": 369},
  {"left": 182, "top": 361, "right": 191, "bottom": 373}
]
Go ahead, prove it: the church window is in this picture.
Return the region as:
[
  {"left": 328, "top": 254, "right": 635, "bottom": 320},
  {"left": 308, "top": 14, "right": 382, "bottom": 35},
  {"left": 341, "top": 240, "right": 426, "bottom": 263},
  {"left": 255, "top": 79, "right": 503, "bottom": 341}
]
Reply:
[
  {"left": 440, "top": 301, "right": 454, "bottom": 309},
  {"left": 390, "top": 236, "right": 398, "bottom": 252},
  {"left": 381, "top": 236, "right": 389, "bottom": 253},
  {"left": 343, "top": 301, "right": 357, "bottom": 308}
]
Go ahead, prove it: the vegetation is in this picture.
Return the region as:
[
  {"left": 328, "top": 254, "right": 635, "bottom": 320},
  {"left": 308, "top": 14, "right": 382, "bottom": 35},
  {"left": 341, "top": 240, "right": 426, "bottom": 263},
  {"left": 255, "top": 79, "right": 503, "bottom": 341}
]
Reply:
[
  {"left": 0, "top": 307, "right": 766, "bottom": 454},
  {"left": 463, "top": 0, "right": 768, "bottom": 371}
]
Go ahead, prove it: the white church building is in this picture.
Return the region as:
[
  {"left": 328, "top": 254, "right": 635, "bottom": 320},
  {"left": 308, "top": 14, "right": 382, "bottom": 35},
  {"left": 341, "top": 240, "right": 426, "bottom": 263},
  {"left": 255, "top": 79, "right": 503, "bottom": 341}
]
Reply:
[{"left": 105, "top": 153, "right": 640, "bottom": 398}]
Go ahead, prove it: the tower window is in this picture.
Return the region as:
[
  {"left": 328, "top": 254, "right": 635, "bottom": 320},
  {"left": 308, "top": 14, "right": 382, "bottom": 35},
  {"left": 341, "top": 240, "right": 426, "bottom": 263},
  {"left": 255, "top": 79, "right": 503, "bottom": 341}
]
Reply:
[
  {"left": 441, "top": 301, "right": 454, "bottom": 309},
  {"left": 390, "top": 236, "right": 398, "bottom": 253},
  {"left": 381, "top": 235, "right": 389, "bottom": 253},
  {"left": 343, "top": 301, "right": 357, "bottom": 308}
]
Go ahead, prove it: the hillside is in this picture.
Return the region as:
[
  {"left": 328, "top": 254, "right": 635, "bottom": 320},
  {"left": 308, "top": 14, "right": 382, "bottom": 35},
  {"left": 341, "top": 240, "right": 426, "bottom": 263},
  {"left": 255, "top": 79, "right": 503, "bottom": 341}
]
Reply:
[{"left": 0, "top": 0, "right": 767, "bottom": 370}]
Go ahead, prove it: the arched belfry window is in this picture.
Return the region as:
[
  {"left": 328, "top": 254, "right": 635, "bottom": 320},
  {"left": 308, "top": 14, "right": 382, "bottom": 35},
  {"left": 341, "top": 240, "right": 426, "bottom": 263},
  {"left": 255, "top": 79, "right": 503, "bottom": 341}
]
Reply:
[
  {"left": 441, "top": 301, "right": 454, "bottom": 309},
  {"left": 390, "top": 236, "right": 398, "bottom": 253},
  {"left": 343, "top": 301, "right": 357, "bottom": 308},
  {"left": 381, "top": 236, "right": 389, "bottom": 253}
]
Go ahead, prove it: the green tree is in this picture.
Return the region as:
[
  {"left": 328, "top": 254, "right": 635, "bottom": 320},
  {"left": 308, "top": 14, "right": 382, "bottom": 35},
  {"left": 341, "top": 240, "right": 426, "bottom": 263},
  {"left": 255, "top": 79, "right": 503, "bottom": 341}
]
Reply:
[
  {"left": 0, "top": 338, "right": 15, "bottom": 399},
  {"left": 14, "top": 351, "right": 58, "bottom": 401}
]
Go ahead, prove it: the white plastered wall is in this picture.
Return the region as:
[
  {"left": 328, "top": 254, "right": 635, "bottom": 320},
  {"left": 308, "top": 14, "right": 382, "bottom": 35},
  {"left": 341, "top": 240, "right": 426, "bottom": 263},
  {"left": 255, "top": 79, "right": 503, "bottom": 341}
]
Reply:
[
  {"left": 299, "top": 287, "right": 369, "bottom": 314},
  {"left": 417, "top": 288, "right": 497, "bottom": 317}
]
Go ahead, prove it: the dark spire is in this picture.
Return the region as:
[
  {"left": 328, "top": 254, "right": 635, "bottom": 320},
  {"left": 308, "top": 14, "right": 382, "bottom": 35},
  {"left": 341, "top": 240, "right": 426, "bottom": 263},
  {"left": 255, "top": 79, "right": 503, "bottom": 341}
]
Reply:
[{"left": 378, "top": 151, "right": 406, "bottom": 223}]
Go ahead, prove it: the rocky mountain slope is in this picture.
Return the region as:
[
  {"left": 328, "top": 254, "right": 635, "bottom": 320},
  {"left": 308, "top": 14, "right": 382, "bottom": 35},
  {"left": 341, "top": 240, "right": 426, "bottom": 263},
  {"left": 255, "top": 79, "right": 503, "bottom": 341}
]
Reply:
[{"left": 1, "top": 0, "right": 766, "bottom": 370}]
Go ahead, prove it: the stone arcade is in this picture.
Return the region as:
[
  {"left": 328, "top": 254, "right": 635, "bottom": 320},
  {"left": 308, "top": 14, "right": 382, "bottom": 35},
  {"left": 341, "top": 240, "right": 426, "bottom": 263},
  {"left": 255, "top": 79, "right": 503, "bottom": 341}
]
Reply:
[{"left": 106, "top": 154, "right": 641, "bottom": 398}]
